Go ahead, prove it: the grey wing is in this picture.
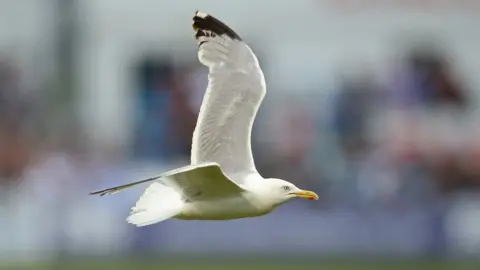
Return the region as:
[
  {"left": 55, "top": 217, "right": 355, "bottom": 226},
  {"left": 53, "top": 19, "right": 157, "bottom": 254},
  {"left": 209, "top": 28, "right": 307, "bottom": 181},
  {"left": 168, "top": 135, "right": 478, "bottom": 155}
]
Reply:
[
  {"left": 164, "top": 162, "right": 245, "bottom": 200},
  {"left": 90, "top": 162, "right": 244, "bottom": 200},
  {"left": 190, "top": 11, "right": 266, "bottom": 178}
]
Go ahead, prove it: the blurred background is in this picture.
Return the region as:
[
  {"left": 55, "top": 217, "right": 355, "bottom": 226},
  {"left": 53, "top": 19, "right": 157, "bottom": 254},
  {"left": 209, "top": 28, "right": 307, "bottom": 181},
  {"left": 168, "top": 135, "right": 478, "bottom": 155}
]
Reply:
[{"left": 1, "top": 0, "right": 480, "bottom": 269}]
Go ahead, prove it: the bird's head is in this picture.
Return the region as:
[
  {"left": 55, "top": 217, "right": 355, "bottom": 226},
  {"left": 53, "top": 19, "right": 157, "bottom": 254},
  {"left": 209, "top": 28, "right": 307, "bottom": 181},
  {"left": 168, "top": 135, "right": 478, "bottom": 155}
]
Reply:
[{"left": 257, "top": 178, "right": 319, "bottom": 206}]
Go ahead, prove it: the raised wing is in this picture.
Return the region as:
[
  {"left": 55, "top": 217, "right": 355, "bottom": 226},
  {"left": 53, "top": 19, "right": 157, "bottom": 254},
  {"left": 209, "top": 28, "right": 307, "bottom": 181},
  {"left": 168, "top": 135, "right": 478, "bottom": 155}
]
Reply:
[
  {"left": 190, "top": 11, "right": 266, "bottom": 178},
  {"left": 90, "top": 162, "right": 244, "bottom": 200}
]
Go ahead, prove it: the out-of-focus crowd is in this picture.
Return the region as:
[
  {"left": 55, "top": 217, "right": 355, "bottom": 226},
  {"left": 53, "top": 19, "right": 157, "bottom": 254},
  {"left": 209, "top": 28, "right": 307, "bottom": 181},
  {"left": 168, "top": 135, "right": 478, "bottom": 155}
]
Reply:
[
  {"left": 1, "top": 43, "right": 479, "bottom": 209},
  {"left": 0, "top": 41, "right": 480, "bottom": 257}
]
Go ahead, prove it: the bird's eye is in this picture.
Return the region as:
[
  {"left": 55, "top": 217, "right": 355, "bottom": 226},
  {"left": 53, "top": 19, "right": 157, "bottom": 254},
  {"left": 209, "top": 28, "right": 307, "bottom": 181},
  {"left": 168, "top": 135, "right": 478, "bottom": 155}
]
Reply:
[{"left": 283, "top": 186, "right": 290, "bottom": 191}]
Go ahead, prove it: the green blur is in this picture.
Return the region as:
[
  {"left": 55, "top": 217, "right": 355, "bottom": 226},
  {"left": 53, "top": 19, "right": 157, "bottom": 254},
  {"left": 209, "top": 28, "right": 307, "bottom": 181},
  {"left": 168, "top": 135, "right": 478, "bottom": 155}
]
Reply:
[{"left": 3, "top": 257, "right": 479, "bottom": 270}]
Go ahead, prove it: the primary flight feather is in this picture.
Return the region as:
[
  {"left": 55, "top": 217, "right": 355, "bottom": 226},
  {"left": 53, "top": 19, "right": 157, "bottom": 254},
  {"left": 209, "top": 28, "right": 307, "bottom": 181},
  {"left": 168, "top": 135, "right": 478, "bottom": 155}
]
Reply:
[{"left": 90, "top": 11, "right": 318, "bottom": 227}]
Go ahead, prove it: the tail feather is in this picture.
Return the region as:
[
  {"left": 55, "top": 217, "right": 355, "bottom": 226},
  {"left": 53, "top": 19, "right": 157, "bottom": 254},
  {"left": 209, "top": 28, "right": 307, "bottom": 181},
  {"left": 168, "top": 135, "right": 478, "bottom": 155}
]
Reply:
[
  {"left": 126, "top": 181, "right": 183, "bottom": 227},
  {"left": 192, "top": 11, "right": 243, "bottom": 67}
]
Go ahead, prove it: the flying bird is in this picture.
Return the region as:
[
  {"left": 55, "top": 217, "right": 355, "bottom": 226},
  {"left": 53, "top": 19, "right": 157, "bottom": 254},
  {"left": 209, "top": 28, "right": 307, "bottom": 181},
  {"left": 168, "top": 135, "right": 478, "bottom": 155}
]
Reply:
[{"left": 90, "top": 11, "right": 318, "bottom": 227}]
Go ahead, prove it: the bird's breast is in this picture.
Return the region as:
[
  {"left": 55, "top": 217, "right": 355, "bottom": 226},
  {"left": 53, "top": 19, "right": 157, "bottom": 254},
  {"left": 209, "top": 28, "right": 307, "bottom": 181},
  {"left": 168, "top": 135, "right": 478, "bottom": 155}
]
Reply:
[{"left": 175, "top": 195, "right": 272, "bottom": 220}]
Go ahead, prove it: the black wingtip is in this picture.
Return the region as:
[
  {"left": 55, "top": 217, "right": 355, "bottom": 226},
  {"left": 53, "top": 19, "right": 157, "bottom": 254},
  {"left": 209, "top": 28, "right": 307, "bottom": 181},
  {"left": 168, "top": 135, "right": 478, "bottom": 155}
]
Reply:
[
  {"left": 89, "top": 190, "right": 107, "bottom": 196},
  {"left": 192, "top": 11, "right": 242, "bottom": 41}
]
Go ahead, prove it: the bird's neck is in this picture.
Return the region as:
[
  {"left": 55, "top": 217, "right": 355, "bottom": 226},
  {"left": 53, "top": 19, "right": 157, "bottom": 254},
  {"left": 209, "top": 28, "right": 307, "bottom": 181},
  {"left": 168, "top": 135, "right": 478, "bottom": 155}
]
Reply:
[{"left": 242, "top": 175, "right": 281, "bottom": 211}]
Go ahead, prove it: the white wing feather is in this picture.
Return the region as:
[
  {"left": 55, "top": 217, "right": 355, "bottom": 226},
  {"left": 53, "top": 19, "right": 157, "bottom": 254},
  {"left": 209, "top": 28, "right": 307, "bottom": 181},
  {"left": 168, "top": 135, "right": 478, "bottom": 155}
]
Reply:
[
  {"left": 191, "top": 11, "right": 266, "bottom": 178},
  {"left": 90, "top": 162, "right": 243, "bottom": 198}
]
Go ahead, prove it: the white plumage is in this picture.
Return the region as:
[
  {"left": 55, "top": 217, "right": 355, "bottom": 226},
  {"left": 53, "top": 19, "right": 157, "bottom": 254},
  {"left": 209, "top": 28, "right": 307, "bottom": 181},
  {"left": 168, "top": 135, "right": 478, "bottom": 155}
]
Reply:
[
  {"left": 91, "top": 11, "right": 318, "bottom": 227},
  {"left": 127, "top": 182, "right": 182, "bottom": 226}
]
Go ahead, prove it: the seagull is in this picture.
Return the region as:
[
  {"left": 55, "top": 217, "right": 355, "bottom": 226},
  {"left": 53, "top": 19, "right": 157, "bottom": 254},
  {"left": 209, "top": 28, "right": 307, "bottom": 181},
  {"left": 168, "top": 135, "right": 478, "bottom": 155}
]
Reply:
[{"left": 90, "top": 11, "right": 318, "bottom": 227}]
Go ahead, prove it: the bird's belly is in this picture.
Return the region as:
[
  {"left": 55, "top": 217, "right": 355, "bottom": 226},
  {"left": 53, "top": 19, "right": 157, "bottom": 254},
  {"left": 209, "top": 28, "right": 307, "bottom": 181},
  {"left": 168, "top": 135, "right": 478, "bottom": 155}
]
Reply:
[{"left": 175, "top": 197, "right": 270, "bottom": 220}]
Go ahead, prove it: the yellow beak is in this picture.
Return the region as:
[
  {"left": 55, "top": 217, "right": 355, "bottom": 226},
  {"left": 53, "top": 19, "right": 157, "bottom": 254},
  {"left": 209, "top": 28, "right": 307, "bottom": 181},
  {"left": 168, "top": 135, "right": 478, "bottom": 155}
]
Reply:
[{"left": 291, "top": 190, "right": 319, "bottom": 201}]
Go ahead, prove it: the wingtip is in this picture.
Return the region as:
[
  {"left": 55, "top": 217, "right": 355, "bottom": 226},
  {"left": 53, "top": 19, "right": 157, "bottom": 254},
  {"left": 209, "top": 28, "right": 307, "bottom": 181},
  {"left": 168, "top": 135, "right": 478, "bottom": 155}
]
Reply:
[
  {"left": 191, "top": 11, "right": 242, "bottom": 41},
  {"left": 194, "top": 10, "right": 208, "bottom": 19},
  {"left": 89, "top": 190, "right": 107, "bottom": 196},
  {"left": 193, "top": 10, "right": 208, "bottom": 31}
]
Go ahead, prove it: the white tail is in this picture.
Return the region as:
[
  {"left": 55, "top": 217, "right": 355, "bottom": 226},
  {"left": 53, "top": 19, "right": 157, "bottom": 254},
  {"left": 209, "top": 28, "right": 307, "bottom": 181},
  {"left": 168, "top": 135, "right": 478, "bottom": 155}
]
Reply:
[{"left": 126, "top": 181, "right": 183, "bottom": 227}]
